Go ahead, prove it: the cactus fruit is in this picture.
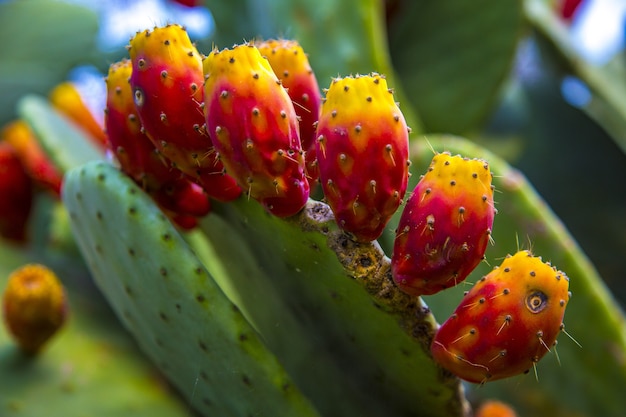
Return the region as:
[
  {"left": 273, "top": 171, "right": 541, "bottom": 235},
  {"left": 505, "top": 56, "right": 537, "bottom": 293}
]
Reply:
[
  {"left": 203, "top": 43, "right": 310, "bottom": 217},
  {"left": 2, "top": 263, "right": 68, "bottom": 354},
  {"left": 127, "top": 24, "right": 241, "bottom": 202},
  {"left": 105, "top": 58, "right": 210, "bottom": 229},
  {"left": 1, "top": 119, "right": 63, "bottom": 196},
  {"left": 256, "top": 39, "right": 322, "bottom": 183},
  {"left": 474, "top": 400, "right": 518, "bottom": 417},
  {"left": 430, "top": 250, "right": 571, "bottom": 384},
  {"left": 391, "top": 152, "right": 495, "bottom": 296},
  {"left": 0, "top": 142, "right": 34, "bottom": 243},
  {"left": 49, "top": 81, "right": 108, "bottom": 149},
  {"left": 315, "top": 73, "right": 410, "bottom": 242}
]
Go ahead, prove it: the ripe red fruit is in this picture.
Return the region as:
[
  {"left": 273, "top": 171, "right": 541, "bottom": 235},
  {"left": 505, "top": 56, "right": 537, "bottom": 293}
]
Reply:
[
  {"left": 256, "top": 39, "right": 322, "bottom": 183},
  {"left": 1, "top": 120, "right": 63, "bottom": 196},
  {"left": 105, "top": 58, "right": 210, "bottom": 229},
  {"left": 0, "top": 142, "right": 34, "bottom": 243},
  {"left": 315, "top": 74, "right": 410, "bottom": 242},
  {"left": 391, "top": 152, "right": 495, "bottom": 296},
  {"left": 203, "top": 43, "right": 310, "bottom": 217},
  {"left": 128, "top": 24, "right": 241, "bottom": 202},
  {"left": 431, "top": 250, "right": 571, "bottom": 384}
]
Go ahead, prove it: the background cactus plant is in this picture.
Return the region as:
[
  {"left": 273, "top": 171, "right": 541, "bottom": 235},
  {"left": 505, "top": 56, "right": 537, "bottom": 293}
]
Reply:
[{"left": 1, "top": 0, "right": 626, "bottom": 416}]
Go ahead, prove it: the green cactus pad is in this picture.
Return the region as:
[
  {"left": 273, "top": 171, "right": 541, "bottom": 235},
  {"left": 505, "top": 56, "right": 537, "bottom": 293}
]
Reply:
[
  {"left": 186, "top": 199, "right": 467, "bottom": 417},
  {"left": 0, "top": 241, "right": 192, "bottom": 417},
  {"left": 17, "top": 94, "right": 104, "bottom": 173},
  {"left": 62, "top": 161, "right": 322, "bottom": 417}
]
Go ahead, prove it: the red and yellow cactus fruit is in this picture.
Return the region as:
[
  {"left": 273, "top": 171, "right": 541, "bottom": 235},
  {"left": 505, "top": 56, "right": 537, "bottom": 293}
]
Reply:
[
  {"left": 431, "top": 250, "right": 571, "bottom": 384},
  {"left": 475, "top": 400, "right": 518, "bottom": 417},
  {"left": 2, "top": 264, "right": 68, "bottom": 354},
  {"left": 315, "top": 74, "right": 410, "bottom": 242},
  {"left": 391, "top": 152, "right": 495, "bottom": 296},
  {"left": 0, "top": 142, "right": 34, "bottom": 243},
  {"left": 49, "top": 81, "right": 108, "bottom": 149},
  {"left": 255, "top": 39, "right": 322, "bottom": 183},
  {"left": 1, "top": 120, "right": 63, "bottom": 196},
  {"left": 128, "top": 24, "right": 241, "bottom": 202},
  {"left": 203, "top": 43, "right": 310, "bottom": 217},
  {"left": 105, "top": 58, "right": 210, "bottom": 229}
]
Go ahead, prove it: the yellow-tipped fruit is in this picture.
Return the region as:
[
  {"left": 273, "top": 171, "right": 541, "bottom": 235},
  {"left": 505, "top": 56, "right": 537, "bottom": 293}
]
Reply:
[{"left": 2, "top": 264, "right": 68, "bottom": 354}]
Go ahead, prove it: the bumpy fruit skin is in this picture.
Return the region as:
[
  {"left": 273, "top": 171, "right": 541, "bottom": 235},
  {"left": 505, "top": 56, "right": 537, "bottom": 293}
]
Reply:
[
  {"left": 105, "top": 58, "right": 210, "bottom": 229},
  {"left": 431, "top": 250, "right": 571, "bottom": 383},
  {"left": 49, "top": 81, "right": 108, "bottom": 149},
  {"left": 2, "top": 264, "right": 68, "bottom": 354},
  {"left": 128, "top": 24, "right": 241, "bottom": 202},
  {"left": 315, "top": 74, "right": 410, "bottom": 242},
  {"left": 256, "top": 39, "right": 322, "bottom": 183},
  {"left": 391, "top": 152, "right": 495, "bottom": 295},
  {"left": 203, "top": 43, "right": 310, "bottom": 217},
  {"left": 0, "top": 142, "right": 33, "bottom": 243},
  {"left": 1, "top": 120, "right": 63, "bottom": 196}
]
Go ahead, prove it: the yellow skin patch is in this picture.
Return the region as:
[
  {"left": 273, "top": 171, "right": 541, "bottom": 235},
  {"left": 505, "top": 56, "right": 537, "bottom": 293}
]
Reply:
[
  {"left": 319, "top": 74, "right": 402, "bottom": 154},
  {"left": 255, "top": 39, "right": 313, "bottom": 79},
  {"left": 2, "top": 264, "right": 68, "bottom": 354},
  {"left": 128, "top": 24, "right": 202, "bottom": 86},
  {"left": 49, "top": 81, "right": 107, "bottom": 147}
]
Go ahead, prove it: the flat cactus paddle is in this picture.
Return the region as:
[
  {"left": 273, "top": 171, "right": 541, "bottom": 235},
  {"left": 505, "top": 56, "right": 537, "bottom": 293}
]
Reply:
[{"left": 62, "top": 161, "right": 321, "bottom": 417}]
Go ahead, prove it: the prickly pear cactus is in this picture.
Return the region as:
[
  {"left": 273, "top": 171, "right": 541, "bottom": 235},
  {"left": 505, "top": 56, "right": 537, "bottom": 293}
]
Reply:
[
  {"left": 62, "top": 161, "right": 322, "bottom": 417},
  {"left": 62, "top": 157, "right": 468, "bottom": 417},
  {"left": 4, "top": 1, "right": 626, "bottom": 417},
  {"left": 191, "top": 197, "right": 466, "bottom": 417}
]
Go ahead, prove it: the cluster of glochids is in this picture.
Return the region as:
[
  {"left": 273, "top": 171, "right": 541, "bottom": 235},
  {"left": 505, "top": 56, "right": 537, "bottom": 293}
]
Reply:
[{"left": 102, "top": 24, "right": 571, "bottom": 383}]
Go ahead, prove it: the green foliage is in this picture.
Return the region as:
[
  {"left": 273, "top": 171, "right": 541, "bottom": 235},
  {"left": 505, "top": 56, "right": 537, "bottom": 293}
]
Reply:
[
  {"left": 525, "top": 0, "right": 626, "bottom": 154},
  {"left": 0, "top": 236, "right": 193, "bottom": 417},
  {"left": 189, "top": 198, "right": 465, "bottom": 417},
  {"left": 62, "top": 161, "right": 322, "bottom": 417},
  {"left": 0, "top": 0, "right": 99, "bottom": 126},
  {"left": 17, "top": 95, "right": 104, "bottom": 169},
  {"left": 387, "top": 0, "right": 525, "bottom": 134}
]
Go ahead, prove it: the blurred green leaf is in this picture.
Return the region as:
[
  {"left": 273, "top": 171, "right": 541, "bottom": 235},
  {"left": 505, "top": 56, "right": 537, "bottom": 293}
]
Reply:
[
  {"left": 524, "top": 0, "right": 626, "bottom": 155},
  {"left": 0, "top": 208, "right": 191, "bottom": 417},
  {"left": 17, "top": 95, "right": 104, "bottom": 173},
  {"left": 203, "top": 0, "right": 423, "bottom": 132},
  {"left": 0, "top": 261, "right": 193, "bottom": 417},
  {"left": 387, "top": 0, "right": 524, "bottom": 134},
  {"left": 0, "top": 0, "right": 99, "bottom": 126}
]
